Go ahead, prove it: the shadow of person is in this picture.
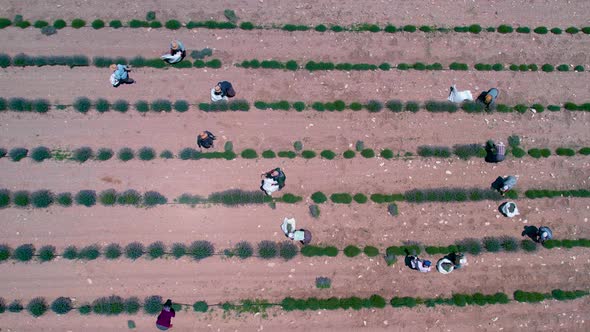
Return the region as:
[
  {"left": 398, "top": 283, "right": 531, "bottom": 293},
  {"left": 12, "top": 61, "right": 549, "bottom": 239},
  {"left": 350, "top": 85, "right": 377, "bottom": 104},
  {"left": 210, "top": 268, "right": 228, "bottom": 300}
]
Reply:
[
  {"left": 522, "top": 225, "right": 539, "bottom": 241},
  {"left": 491, "top": 176, "right": 504, "bottom": 191}
]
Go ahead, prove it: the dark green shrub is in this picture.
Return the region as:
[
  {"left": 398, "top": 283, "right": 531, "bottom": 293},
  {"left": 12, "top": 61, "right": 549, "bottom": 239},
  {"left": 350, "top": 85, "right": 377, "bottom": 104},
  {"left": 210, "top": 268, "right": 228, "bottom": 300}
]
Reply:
[
  {"left": 344, "top": 245, "right": 361, "bottom": 257},
  {"left": 147, "top": 241, "right": 166, "bottom": 259},
  {"left": 403, "top": 101, "right": 419, "bottom": 112},
  {"left": 360, "top": 148, "right": 375, "bottom": 158},
  {"left": 521, "top": 239, "right": 538, "bottom": 252},
  {"left": 189, "top": 240, "right": 214, "bottom": 260},
  {"left": 124, "top": 242, "right": 144, "bottom": 260},
  {"left": 27, "top": 297, "right": 48, "bottom": 317},
  {"left": 31, "top": 190, "right": 54, "bottom": 208},
  {"left": 91, "top": 19, "right": 105, "bottom": 29},
  {"left": 12, "top": 190, "right": 30, "bottom": 207},
  {"left": 492, "top": 63, "right": 504, "bottom": 71},
  {"left": 281, "top": 193, "right": 302, "bottom": 203},
  {"left": 79, "top": 244, "right": 101, "bottom": 260},
  {"left": 556, "top": 147, "right": 575, "bottom": 156},
  {"left": 579, "top": 147, "right": 590, "bottom": 155},
  {"left": 241, "top": 149, "right": 258, "bottom": 159},
  {"left": 124, "top": 297, "right": 141, "bottom": 314},
  {"left": 379, "top": 62, "right": 391, "bottom": 71},
  {"left": 0, "top": 18, "right": 11, "bottom": 28},
  {"left": 171, "top": 99, "right": 189, "bottom": 112},
  {"left": 320, "top": 150, "right": 336, "bottom": 160},
  {"left": 92, "top": 296, "right": 125, "bottom": 315},
  {"left": 309, "top": 204, "right": 320, "bottom": 218},
  {"left": 106, "top": 20, "right": 122, "bottom": 28},
  {"left": 30, "top": 146, "right": 51, "bottom": 162},
  {"left": 516, "top": 26, "right": 530, "bottom": 33},
  {"left": 574, "top": 65, "right": 585, "bottom": 72},
  {"left": 98, "top": 189, "right": 117, "bottom": 206},
  {"left": 138, "top": 147, "right": 156, "bottom": 161},
  {"left": 73, "top": 97, "right": 91, "bottom": 113},
  {"left": 71, "top": 18, "right": 86, "bottom": 29},
  {"left": 134, "top": 100, "right": 149, "bottom": 113},
  {"left": 165, "top": 20, "right": 181, "bottom": 29},
  {"left": 402, "top": 25, "right": 416, "bottom": 32},
  {"left": 330, "top": 193, "right": 353, "bottom": 204},
  {"left": 483, "top": 237, "right": 501, "bottom": 252},
  {"left": 104, "top": 243, "right": 122, "bottom": 259},
  {"left": 449, "top": 62, "right": 468, "bottom": 70},
  {"left": 51, "top": 297, "right": 72, "bottom": 314},
  {"left": 13, "top": 244, "right": 35, "bottom": 261},
  {"left": 8, "top": 300, "right": 23, "bottom": 312},
  {"left": 261, "top": 150, "right": 276, "bottom": 158},
  {"left": 462, "top": 101, "right": 484, "bottom": 113},
  {"left": 340, "top": 150, "right": 355, "bottom": 159},
  {"left": 453, "top": 144, "right": 485, "bottom": 160},
  {"left": 234, "top": 241, "right": 253, "bottom": 259},
  {"left": 363, "top": 246, "right": 379, "bottom": 257},
  {"left": 301, "top": 150, "right": 316, "bottom": 159},
  {"left": 116, "top": 189, "right": 140, "bottom": 205},
  {"left": 8, "top": 97, "right": 32, "bottom": 111},
  {"left": 497, "top": 24, "right": 513, "bottom": 33},
  {"left": 528, "top": 148, "right": 542, "bottom": 158},
  {"left": 171, "top": 243, "right": 186, "bottom": 259},
  {"left": 73, "top": 147, "right": 93, "bottom": 162},
  {"left": 92, "top": 98, "right": 110, "bottom": 113},
  {"left": 365, "top": 100, "right": 383, "bottom": 112},
  {"left": 291, "top": 101, "right": 306, "bottom": 111},
  {"left": 239, "top": 21, "right": 254, "bottom": 30},
  {"left": 425, "top": 101, "right": 458, "bottom": 112},
  {"left": 159, "top": 150, "right": 174, "bottom": 159},
  {"left": 550, "top": 27, "right": 562, "bottom": 34},
  {"left": 542, "top": 64, "right": 554, "bottom": 72},
  {"left": 144, "top": 191, "right": 167, "bottom": 206},
  {"left": 388, "top": 203, "right": 399, "bottom": 216},
  {"left": 0, "top": 244, "right": 11, "bottom": 262},
  {"left": 557, "top": 64, "right": 569, "bottom": 71},
  {"left": 193, "top": 301, "right": 208, "bottom": 312},
  {"left": 353, "top": 193, "right": 368, "bottom": 203},
  {"left": 95, "top": 148, "right": 113, "bottom": 161},
  {"left": 456, "top": 238, "right": 483, "bottom": 255},
  {"left": 151, "top": 99, "right": 172, "bottom": 112},
  {"left": 118, "top": 147, "right": 135, "bottom": 161},
  {"left": 385, "top": 100, "right": 402, "bottom": 112},
  {"left": 0, "top": 54, "right": 10, "bottom": 68},
  {"left": 501, "top": 236, "right": 519, "bottom": 252},
  {"left": 75, "top": 190, "right": 96, "bottom": 207},
  {"left": 55, "top": 192, "right": 72, "bottom": 206},
  {"left": 257, "top": 241, "right": 278, "bottom": 259},
  {"left": 279, "top": 241, "right": 298, "bottom": 260},
  {"left": 311, "top": 191, "right": 327, "bottom": 204},
  {"left": 512, "top": 147, "right": 526, "bottom": 158},
  {"left": 179, "top": 147, "right": 197, "bottom": 160},
  {"left": 38, "top": 245, "right": 56, "bottom": 262},
  {"left": 0, "top": 148, "right": 5, "bottom": 158},
  {"left": 61, "top": 245, "right": 77, "bottom": 259},
  {"left": 565, "top": 26, "right": 579, "bottom": 34},
  {"left": 379, "top": 149, "right": 394, "bottom": 159},
  {"left": 417, "top": 146, "right": 451, "bottom": 158},
  {"left": 109, "top": 99, "right": 129, "bottom": 113}
]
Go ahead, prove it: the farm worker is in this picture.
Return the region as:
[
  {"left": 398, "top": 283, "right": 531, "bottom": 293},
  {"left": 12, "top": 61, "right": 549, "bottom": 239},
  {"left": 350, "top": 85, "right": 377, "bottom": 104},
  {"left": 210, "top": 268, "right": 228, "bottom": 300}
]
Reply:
[
  {"left": 499, "top": 175, "right": 517, "bottom": 195},
  {"left": 161, "top": 40, "right": 186, "bottom": 64},
  {"left": 264, "top": 168, "right": 286, "bottom": 188},
  {"left": 537, "top": 226, "right": 553, "bottom": 243},
  {"left": 410, "top": 256, "right": 432, "bottom": 273},
  {"left": 109, "top": 64, "right": 134, "bottom": 87},
  {"left": 197, "top": 131, "right": 216, "bottom": 149},
  {"left": 485, "top": 140, "right": 505, "bottom": 163},
  {"left": 477, "top": 88, "right": 499, "bottom": 110},
  {"left": 211, "top": 81, "right": 236, "bottom": 102},
  {"left": 289, "top": 229, "right": 312, "bottom": 245},
  {"left": 156, "top": 299, "right": 175, "bottom": 330}
]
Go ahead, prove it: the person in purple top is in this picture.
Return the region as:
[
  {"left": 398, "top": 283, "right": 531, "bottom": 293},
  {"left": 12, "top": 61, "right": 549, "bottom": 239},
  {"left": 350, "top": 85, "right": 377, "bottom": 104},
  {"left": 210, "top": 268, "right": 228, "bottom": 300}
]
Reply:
[{"left": 156, "top": 299, "right": 175, "bottom": 330}]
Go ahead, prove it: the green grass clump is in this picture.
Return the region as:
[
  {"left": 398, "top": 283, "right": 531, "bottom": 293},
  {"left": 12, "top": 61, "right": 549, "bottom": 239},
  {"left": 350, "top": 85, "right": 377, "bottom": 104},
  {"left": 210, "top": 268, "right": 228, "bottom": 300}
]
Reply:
[
  {"left": 320, "top": 150, "right": 336, "bottom": 160},
  {"left": 171, "top": 243, "right": 186, "bottom": 258},
  {"left": 456, "top": 238, "right": 483, "bottom": 255},
  {"left": 111, "top": 99, "right": 129, "bottom": 113},
  {"left": 342, "top": 150, "right": 355, "bottom": 159},
  {"left": 453, "top": 144, "right": 485, "bottom": 160},
  {"left": 363, "top": 246, "right": 379, "bottom": 257},
  {"left": 99, "top": 189, "right": 118, "bottom": 206},
  {"left": 0, "top": 18, "right": 12, "bottom": 28},
  {"left": 91, "top": 19, "right": 105, "bottom": 29},
  {"left": 189, "top": 241, "right": 214, "bottom": 260},
  {"left": 159, "top": 150, "right": 174, "bottom": 159},
  {"left": 61, "top": 245, "right": 78, "bottom": 259},
  {"left": 551, "top": 27, "right": 562, "bottom": 34},
  {"left": 104, "top": 243, "right": 122, "bottom": 259},
  {"left": 257, "top": 241, "right": 278, "bottom": 259},
  {"left": 0, "top": 244, "right": 11, "bottom": 261},
  {"left": 542, "top": 64, "right": 554, "bottom": 72},
  {"left": 147, "top": 241, "right": 166, "bottom": 259},
  {"left": 516, "top": 26, "right": 530, "bottom": 33},
  {"left": 233, "top": 241, "right": 253, "bottom": 259},
  {"left": 483, "top": 237, "right": 501, "bottom": 252},
  {"left": 73, "top": 97, "right": 92, "bottom": 113},
  {"left": 365, "top": 100, "right": 383, "bottom": 112},
  {"left": 71, "top": 18, "right": 86, "bottom": 29},
  {"left": 0, "top": 189, "right": 10, "bottom": 209},
  {"left": 56, "top": 192, "right": 72, "bottom": 206},
  {"left": 30, "top": 146, "right": 51, "bottom": 162},
  {"left": 94, "top": 98, "right": 110, "bottom": 113},
  {"left": 124, "top": 242, "right": 144, "bottom": 260},
  {"left": 311, "top": 191, "right": 327, "bottom": 204},
  {"left": 118, "top": 148, "right": 135, "bottom": 161},
  {"left": 134, "top": 100, "right": 149, "bottom": 113},
  {"left": 417, "top": 146, "right": 451, "bottom": 158},
  {"left": 449, "top": 62, "right": 468, "bottom": 70},
  {"left": 301, "top": 150, "right": 317, "bottom": 159},
  {"left": 73, "top": 147, "right": 93, "bottom": 162},
  {"left": 241, "top": 149, "right": 258, "bottom": 159},
  {"left": 279, "top": 241, "right": 298, "bottom": 260},
  {"left": 386, "top": 100, "right": 402, "bottom": 112},
  {"left": 165, "top": 19, "right": 182, "bottom": 29},
  {"left": 566, "top": 27, "right": 579, "bottom": 34},
  {"left": 360, "top": 149, "right": 375, "bottom": 158},
  {"left": 330, "top": 193, "right": 353, "bottom": 204},
  {"left": 261, "top": 150, "right": 276, "bottom": 158},
  {"left": 556, "top": 147, "right": 575, "bottom": 156},
  {"left": 521, "top": 239, "right": 538, "bottom": 252},
  {"left": 31, "top": 190, "right": 54, "bottom": 208},
  {"left": 173, "top": 100, "right": 189, "bottom": 112},
  {"left": 353, "top": 193, "right": 368, "bottom": 203},
  {"left": 344, "top": 245, "right": 361, "bottom": 257},
  {"left": 497, "top": 24, "right": 513, "bottom": 33},
  {"left": 9, "top": 97, "right": 33, "bottom": 111},
  {"left": 138, "top": 147, "right": 156, "bottom": 161},
  {"left": 51, "top": 297, "right": 72, "bottom": 314},
  {"left": 33, "top": 20, "right": 48, "bottom": 28},
  {"left": 96, "top": 148, "right": 114, "bottom": 161},
  {"left": 511, "top": 147, "right": 526, "bottom": 158},
  {"left": 8, "top": 300, "right": 23, "bottom": 313},
  {"left": 579, "top": 147, "right": 590, "bottom": 155},
  {"left": 75, "top": 190, "right": 96, "bottom": 207},
  {"left": 27, "top": 297, "right": 48, "bottom": 317},
  {"left": 380, "top": 149, "right": 394, "bottom": 159},
  {"left": 13, "top": 244, "right": 35, "bottom": 261},
  {"left": 143, "top": 191, "right": 167, "bottom": 206},
  {"left": 151, "top": 99, "right": 172, "bottom": 112},
  {"left": 12, "top": 190, "right": 30, "bottom": 207}
]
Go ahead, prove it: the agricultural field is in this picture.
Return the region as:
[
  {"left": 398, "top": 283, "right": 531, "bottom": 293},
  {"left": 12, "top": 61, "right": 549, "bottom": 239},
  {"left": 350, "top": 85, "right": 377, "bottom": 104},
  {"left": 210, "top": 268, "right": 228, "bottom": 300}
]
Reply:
[{"left": 0, "top": 0, "right": 590, "bottom": 331}]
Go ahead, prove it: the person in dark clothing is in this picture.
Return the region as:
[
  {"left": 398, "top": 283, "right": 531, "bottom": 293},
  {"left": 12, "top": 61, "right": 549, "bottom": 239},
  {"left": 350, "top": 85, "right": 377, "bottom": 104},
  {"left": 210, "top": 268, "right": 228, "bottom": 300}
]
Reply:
[
  {"left": 263, "top": 168, "right": 286, "bottom": 189},
  {"left": 156, "top": 299, "right": 175, "bottom": 330},
  {"left": 211, "top": 81, "right": 236, "bottom": 102},
  {"left": 197, "top": 131, "right": 216, "bottom": 149},
  {"left": 485, "top": 140, "right": 505, "bottom": 163},
  {"left": 476, "top": 88, "right": 499, "bottom": 110},
  {"left": 536, "top": 226, "right": 553, "bottom": 243}
]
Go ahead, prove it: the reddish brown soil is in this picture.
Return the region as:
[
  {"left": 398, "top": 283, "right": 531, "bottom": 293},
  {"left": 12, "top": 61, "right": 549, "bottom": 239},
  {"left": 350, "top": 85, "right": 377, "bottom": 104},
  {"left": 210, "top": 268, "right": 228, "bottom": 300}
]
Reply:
[{"left": 1, "top": 1, "right": 590, "bottom": 331}]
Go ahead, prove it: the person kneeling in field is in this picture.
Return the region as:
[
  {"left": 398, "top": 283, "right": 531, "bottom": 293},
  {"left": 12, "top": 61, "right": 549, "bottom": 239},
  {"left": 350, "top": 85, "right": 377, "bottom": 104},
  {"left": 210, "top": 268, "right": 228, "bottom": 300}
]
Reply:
[
  {"left": 161, "top": 40, "right": 186, "bottom": 64},
  {"left": 409, "top": 256, "right": 432, "bottom": 273},
  {"left": 109, "top": 64, "right": 134, "bottom": 87},
  {"left": 477, "top": 88, "right": 499, "bottom": 110},
  {"left": 211, "top": 81, "right": 236, "bottom": 102},
  {"left": 156, "top": 299, "right": 175, "bottom": 330},
  {"left": 197, "top": 131, "right": 216, "bottom": 149},
  {"left": 260, "top": 168, "right": 286, "bottom": 196}
]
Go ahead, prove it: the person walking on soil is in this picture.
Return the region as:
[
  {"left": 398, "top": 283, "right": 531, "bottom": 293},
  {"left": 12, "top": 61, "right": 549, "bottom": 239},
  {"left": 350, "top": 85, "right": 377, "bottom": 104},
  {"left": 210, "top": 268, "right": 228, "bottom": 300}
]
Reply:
[
  {"left": 197, "top": 131, "right": 216, "bottom": 149},
  {"left": 156, "top": 299, "right": 175, "bottom": 330},
  {"left": 109, "top": 64, "right": 134, "bottom": 87},
  {"left": 409, "top": 256, "right": 432, "bottom": 273},
  {"left": 211, "top": 81, "right": 236, "bottom": 102},
  {"left": 161, "top": 40, "right": 186, "bottom": 64}
]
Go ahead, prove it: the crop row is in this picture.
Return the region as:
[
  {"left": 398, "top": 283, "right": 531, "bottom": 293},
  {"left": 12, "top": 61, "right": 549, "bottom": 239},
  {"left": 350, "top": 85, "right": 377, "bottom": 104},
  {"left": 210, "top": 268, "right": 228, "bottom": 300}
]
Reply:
[
  {"left": 0, "top": 54, "right": 221, "bottom": 69},
  {"left": 1, "top": 16, "right": 588, "bottom": 36},
  {"left": 1, "top": 288, "right": 588, "bottom": 317},
  {"left": 2, "top": 144, "right": 588, "bottom": 164},
  {"left": 0, "top": 54, "right": 586, "bottom": 73},
  {"left": 239, "top": 59, "right": 586, "bottom": 72},
  {"left": 3, "top": 97, "right": 589, "bottom": 115},
  {"left": 0, "top": 237, "right": 588, "bottom": 265},
  {"left": 0, "top": 188, "right": 304, "bottom": 209}
]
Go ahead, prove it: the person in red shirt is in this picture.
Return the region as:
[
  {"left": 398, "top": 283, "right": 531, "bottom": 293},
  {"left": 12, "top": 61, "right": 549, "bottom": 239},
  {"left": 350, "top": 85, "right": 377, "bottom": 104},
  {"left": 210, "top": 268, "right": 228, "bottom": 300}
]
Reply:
[{"left": 156, "top": 299, "right": 175, "bottom": 330}]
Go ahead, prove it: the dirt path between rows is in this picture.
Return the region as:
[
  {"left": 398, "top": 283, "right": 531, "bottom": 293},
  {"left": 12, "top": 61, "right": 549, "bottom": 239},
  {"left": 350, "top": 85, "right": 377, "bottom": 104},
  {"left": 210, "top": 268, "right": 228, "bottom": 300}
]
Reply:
[
  {"left": 2, "top": 28, "right": 588, "bottom": 65},
  {"left": 1, "top": 108, "right": 588, "bottom": 151},
  {"left": 2, "top": 0, "right": 589, "bottom": 26},
  {"left": 0, "top": 198, "right": 588, "bottom": 251},
  {"left": 1, "top": 249, "right": 588, "bottom": 304}
]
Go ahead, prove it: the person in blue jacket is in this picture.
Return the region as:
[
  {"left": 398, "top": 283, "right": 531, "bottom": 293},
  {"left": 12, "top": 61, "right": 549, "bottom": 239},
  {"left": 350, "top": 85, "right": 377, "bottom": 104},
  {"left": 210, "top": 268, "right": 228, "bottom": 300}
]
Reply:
[{"left": 109, "top": 64, "right": 134, "bottom": 87}]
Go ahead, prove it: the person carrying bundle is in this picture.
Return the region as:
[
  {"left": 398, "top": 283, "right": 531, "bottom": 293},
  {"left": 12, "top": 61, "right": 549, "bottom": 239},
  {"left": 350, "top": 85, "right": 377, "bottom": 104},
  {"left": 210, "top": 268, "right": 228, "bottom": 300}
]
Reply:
[
  {"left": 161, "top": 40, "right": 186, "bottom": 64},
  {"left": 109, "top": 64, "right": 134, "bottom": 87},
  {"left": 409, "top": 256, "right": 432, "bottom": 273},
  {"left": 260, "top": 168, "right": 286, "bottom": 196},
  {"left": 281, "top": 217, "right": 312, "bottom": 245},
  {"left": 477, "top": 88, "right": 499, "bottom": 110}
]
